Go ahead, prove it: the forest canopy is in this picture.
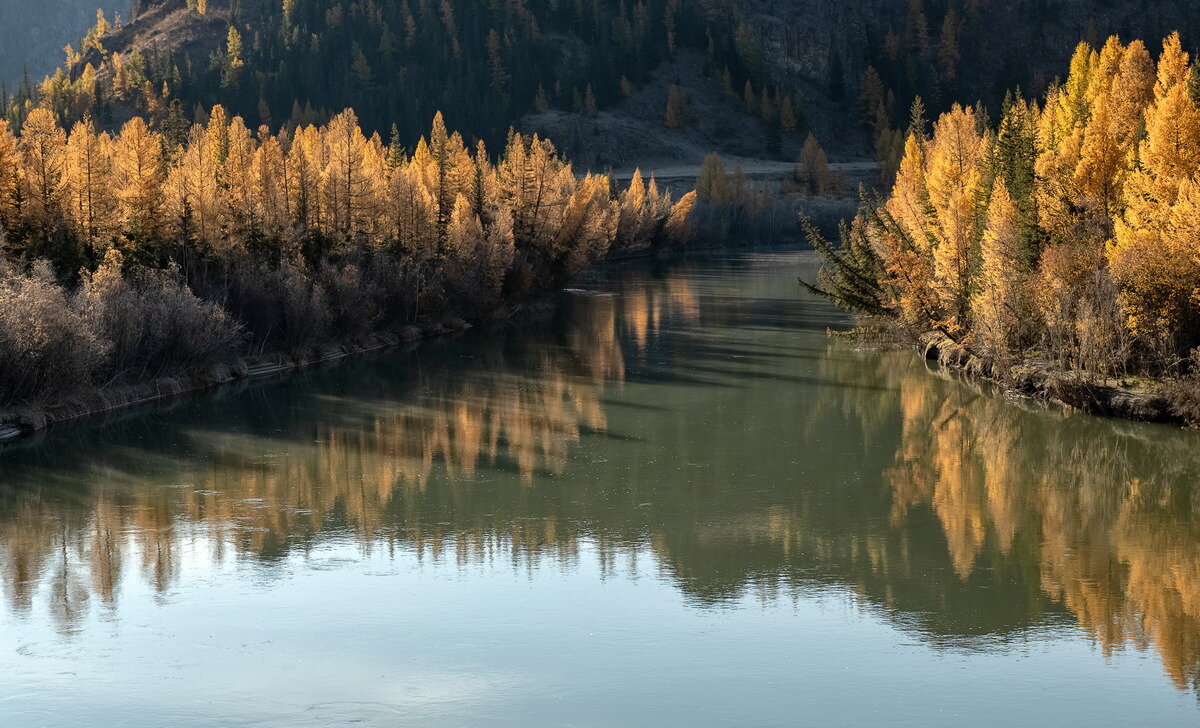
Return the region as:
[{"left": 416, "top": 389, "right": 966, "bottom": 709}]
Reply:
[
  {"left": 806, "top": 32, "right": 1200, "bottom": 380},
  {"left": 0, "top": 105, "right": 695, "bottom": 407},
  {"left": 4, "top": 0, "right": 802, "bottom": 147}
]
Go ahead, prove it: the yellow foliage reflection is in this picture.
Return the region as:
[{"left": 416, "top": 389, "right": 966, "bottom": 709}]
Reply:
[
  {"left": 10, "top": 260, "right": 1200, "bottom": 700},
  {"left": 0, "top": 266, "right": 700, "bottom": 632},
  {"left": 875, "top": 349, "right": 1200, "bottom": 690}
]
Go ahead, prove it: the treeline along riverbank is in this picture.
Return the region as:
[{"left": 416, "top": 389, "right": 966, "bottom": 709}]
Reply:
[
  {"left": 804, "top": 33, "right": 1200, "bottom": 428},
  {"left": 0, "top": 106, "right": 696, "bottom": 439}
]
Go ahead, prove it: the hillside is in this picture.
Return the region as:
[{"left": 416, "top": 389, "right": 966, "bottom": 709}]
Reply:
[
  {"left": 0, "top": 0, "right": 125, "bottom": 86},
  {"left": 10, "top": 0, "right": 1200, "bottom": 164}
]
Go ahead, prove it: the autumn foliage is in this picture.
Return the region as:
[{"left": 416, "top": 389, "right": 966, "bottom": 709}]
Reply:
[
  {"left": 808, "top": 33, "right": 1200, "bottom": 378},
  {"left": 0, "top": 107, "right": 693, "bottom": 406}
]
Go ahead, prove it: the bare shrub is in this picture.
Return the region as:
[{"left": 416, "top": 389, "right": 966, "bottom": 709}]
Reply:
[
  {"left": 361, "top": 250, "right": 421, "bottom": 323},
  {"left": 1036, "top": 270, "right": 1134, "bottom": 377},
  {"left": 76, "top": 251, "right": 244, "bottom": 382},
  {"left": 221, "top": 258, "right": 331, "bottom": 351},
  {"left": 1074, "top": 272, "right": 1134, "bottom": 376},
  {"left": 1162, "top": 348, "right": 1200, "bottom": 427},
  {"left": 319, "top": 262, "right": 383, "bottom": 339},
  {"left": 0, "top": 261, "right": 107, "bottom": 405}
]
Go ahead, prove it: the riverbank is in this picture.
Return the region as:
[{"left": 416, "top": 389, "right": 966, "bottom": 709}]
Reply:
[
  {"left": 0, "top": 248, "right": 664, "bottom": 444},
  {"left": 0, "top": 319, "right": 475, "bottom": 443},
  {"left": 1, "top": 244, "right": 837, "bottom": 444},
  {"left": 916, "top": 331, "right": 1188, "bottom": 427}
]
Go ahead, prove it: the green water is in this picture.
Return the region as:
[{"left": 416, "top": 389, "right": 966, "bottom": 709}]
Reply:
[{"left": 2, "top": 252, "right": 1200, "bottom": 726}]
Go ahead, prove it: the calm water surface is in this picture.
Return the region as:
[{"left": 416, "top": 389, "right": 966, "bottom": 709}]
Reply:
[{"left": 2, "top": 252, "right": 1200, "bottom": 726}]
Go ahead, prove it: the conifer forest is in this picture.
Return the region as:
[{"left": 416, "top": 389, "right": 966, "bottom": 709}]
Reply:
[{"left": 8, "top": 3, "right": 1200, "bottom": 727}]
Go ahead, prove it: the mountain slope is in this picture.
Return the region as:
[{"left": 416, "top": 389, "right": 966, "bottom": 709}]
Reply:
[
  {"left": 0, "top": 0, "right": 125, "bottom": 86},
  {"left": 14, "top": 0, "right": 1200, "bottom": 163}
]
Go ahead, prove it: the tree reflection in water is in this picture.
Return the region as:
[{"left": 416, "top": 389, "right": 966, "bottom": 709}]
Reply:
[
  {"left": 821, "top": 343, "right": 1200, "bottom": 692},
  {"left": 2, "top": 255, "right": 1200, "bottom": 697}
]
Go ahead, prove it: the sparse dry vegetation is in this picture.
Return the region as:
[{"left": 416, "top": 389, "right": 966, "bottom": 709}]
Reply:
[
  {"left": 0, "top": 260, "right": 106, "bottom": 405},
  {"left": 691, "top": 150, "right": 854, "bottom": 247}
]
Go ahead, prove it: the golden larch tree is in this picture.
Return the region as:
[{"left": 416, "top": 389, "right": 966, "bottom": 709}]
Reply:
[
  {"left": 323, "top": 108, "right": 378, "bottom": 240},
  {"left": 924, "top": 104, "right": 987, "bottom": 332},
  {"left": 973, "top": 179, "right": 1027, "bottom": 354},
  {"left": 1109, "top": 38, "right": 1200, "bottom": 344},
  {"left": 64, "top": 118, "right": 115, "bottom": 252},
  {"left": 0, "top": 121, "right": 25, "bottom": 233},
  {"left": 113, "top": 117, "right": 167, "bottom": 257},
  {"left": 20, "top": 108, "right": 68, "bottom": 243}
]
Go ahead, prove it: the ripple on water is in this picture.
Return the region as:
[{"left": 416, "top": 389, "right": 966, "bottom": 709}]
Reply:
[
  {"left": 16, "top": 641, "right": 118, "bottom": 660},
  {"left": 302, "top": 701, "right": 412, "bottom": 725}
]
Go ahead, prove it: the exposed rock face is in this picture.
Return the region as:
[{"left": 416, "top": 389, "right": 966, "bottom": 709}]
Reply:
[
  {"left": 67, "top": 0, "right": 274, "bottom": 79},
  {"left": 3, "top": 1, "right": 273, "bottom": 89},
  {"left": 73, "top": 0, "right": 232, "bottom": 75}
]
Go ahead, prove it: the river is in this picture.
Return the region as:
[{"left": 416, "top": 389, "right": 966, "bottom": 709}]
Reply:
[{"left": 2, "top": 252, "right": 1199, "bottom": 726}]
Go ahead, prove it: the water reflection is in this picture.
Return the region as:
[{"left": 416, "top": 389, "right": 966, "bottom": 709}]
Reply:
[
  {"left": 825, "top": 345, "right": 1200, "bottom": 692},
  {"left": 2, "top": 254, "right": 1200, "bottom": 702},
  {"left": 0, "top": 264, "right": 702, "bottom": 631}
]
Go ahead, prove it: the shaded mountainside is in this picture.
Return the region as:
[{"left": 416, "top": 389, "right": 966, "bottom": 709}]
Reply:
[
  {"left": 53, "top": 0, "right": 754, "bottom": 154},
  {"left": 0, "top": 0, "right": 126, "bottom": 86},
  {"left": 741, "top": 0, "right": 1200, "bottom": 100},
  {"left": 11, "top": 0, "right": 1200, "bottom": 163}
]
